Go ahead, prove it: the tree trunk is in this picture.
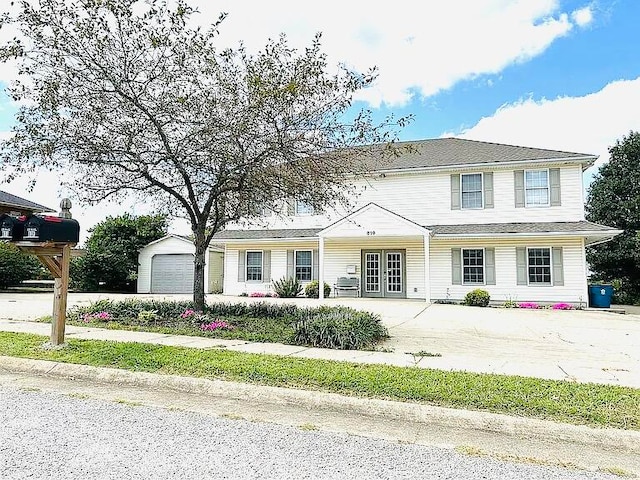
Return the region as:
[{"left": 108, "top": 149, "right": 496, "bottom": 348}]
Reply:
[{"left": 193, "top": 231, "right": 207, "bottom": 312}]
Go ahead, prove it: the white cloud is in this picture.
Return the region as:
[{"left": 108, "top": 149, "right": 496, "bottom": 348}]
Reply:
[
  {"left": 572, "top": 5, "right": 594, "bottom": 27},
  {"left": 199, "top": 0, "right": 591, "bottom": 107},
  {"left": 450, "top": 76, "right": 640, "bottom": 184},
  {"left": 0, "top": 0, "right": 595, "bottom": 108}
]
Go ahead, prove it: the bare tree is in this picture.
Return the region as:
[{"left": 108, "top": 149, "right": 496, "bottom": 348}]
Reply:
[{"left": 0, "top": 0, "right": 409, "bottom": 310}]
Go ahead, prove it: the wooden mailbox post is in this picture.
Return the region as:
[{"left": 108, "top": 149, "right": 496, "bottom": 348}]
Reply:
[
  {"left": 1, "top": 199, "right": 80, "bottom": 347},
  {"left": 16, "top": 242, "right": 74, "bottom": 346}
]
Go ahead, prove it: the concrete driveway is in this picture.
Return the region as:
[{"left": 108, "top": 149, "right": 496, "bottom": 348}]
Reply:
[
  {"left": 0, "top": 292, "right": 638, "bottom": 387},
  {"left": 384, "top": 303, "right": 640, "bottom": 387}
]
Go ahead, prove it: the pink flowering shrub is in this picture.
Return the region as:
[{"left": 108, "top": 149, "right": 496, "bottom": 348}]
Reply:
[
  {"left": 518, "top": 302, "right": 539, "bottom": 309},
  {"left": 82, "top": 311, "right": 111, "bottom": 323},
  {"left": 248, "top": 292, "right": 278, "bottom": 298},
  {"left": 200, "top": 320, "right": 233, "bottom": 331},
  {"left": 180, "top": 309, "right": 196, "bottom": 319},
  {"left": 552, "top": 303, "right": 574, "bottom": 310}
]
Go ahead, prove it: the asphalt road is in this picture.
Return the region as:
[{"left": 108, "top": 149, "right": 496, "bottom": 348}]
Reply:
[{"left": 0, "top": 386, "right": 618, "bottom": 480}]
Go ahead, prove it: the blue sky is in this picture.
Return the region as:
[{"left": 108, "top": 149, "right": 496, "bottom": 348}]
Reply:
[{"left": 1, "top": 0, "right": 639, "bottom": 240}]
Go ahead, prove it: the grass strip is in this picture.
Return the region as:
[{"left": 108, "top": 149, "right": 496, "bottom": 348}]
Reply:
[{"left": 1, "top": 331, "right": 638, "bottom": 430}]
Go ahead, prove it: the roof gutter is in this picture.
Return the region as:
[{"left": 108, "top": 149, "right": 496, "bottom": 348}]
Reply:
[
  {"left": 369, "top": 155, "right": 597, "bottom": 176},
  {"left": 213, "top": 237, "right": 320, "bottom": 244},
  {"left": 433, "top": 229, "right": 623, "bottom": 239}
]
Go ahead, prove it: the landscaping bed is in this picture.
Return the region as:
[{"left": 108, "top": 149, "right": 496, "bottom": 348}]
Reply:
[{"left": 65, "top": 299, "right": 388, "bottom": 350}]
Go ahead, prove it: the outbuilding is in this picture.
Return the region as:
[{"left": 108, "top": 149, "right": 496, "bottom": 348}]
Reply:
[{"left": 137, "top": 235, "right": 224, "bottom": 294}]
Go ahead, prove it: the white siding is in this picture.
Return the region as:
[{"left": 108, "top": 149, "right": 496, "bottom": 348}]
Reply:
[
  {"left": 224, "top": 238, "right": 426, "bottom": 299},
  {"left": 430, "top": 237, "right": 587, "bottom": 305},
  {"left": 223, "top": 236, "right": 588, "bottom": 304},
  {"left": 225, "top": 164, "right": 586, "bottom": 231},
  {"left": 207, "top": 251, "right": 224, "bottom": 293},
  {"left": 224, "top": 241, "right": 317, "bottom": 296}
]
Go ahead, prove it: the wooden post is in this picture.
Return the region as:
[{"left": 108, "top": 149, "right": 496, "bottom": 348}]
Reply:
[{"left": 51, "top": 244, "right": 71, "bottom": 346}]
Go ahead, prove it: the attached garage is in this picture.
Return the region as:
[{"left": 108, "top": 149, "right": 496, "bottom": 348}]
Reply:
[{"left": 137, "top": 235, "right": 224, "bottom": 294}]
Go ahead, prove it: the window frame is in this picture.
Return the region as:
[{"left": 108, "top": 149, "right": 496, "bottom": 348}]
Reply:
[
  {"left": 294, "top": 249, "right": 313, "bottom": 282},
  {"left": 524, "top": 168, "right": 550, "bottom": 207},
  {"left": 295, "top": 200, "right": 314, "bottom": 216},
  {"left": 245, "top": 250, "right": 263, "bottom": 283},
  {"left": 461, "top": 247, "right": 485, "bottom": 285},
  {"left": 460, "top": 173, "right": 484, "bottom": 209},
  {"left": 526, "top": 247, "right": 552, "bottom": 286}
]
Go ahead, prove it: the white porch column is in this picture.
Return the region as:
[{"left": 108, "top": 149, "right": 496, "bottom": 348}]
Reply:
[
  {"left": 318, "top": 236, "right": 325, "bottom": 299},
  {"left": 423, "top": 234, "right": 430, "bottom": 303}
]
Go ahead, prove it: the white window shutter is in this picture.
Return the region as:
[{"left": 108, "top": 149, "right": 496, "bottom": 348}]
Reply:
[
  {"left": 451, "top": 248, "right": 462, "bottom": 285},
  {"left": 550, "top": 168, "right": 561, "bottom": 206},
  {"left": 263, "top": 250, "right": 271, "bottom": 283},
  {"left": 451, "top": 175, "right": 461, "bottom": 210},
  {"left": 484, "top": 172, "right": 494, "bottom": 209},
  {"left": 552, "top": 247, "right": 564, "bottom": 286},
  {"left": 485, "top": 248, "right": 496, "bottom": 285},
  {"left": 237, "top": 250, "right": 246, "bottom": 282}
]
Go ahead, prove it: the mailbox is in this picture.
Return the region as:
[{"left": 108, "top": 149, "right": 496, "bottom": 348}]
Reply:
[
  {"left": 0, "top": 214, "right": 28, "bottom": 241},
  {"left": 22, "top": 215, "right": 80, "bottom": 243}
]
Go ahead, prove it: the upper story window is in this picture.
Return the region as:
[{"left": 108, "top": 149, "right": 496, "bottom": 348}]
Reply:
[
  {"left": 295, "top": 200, "right": 314, "bottom": 216},
  {"left": 452, "top": 172, "right": 493, "bottom": 210},
  {"left": 527, "top": 248, "right": 551, "bottom": 284},
  {"left": 525, "top": 170, "right": 549, "bottom": 206},
  {"left": 461, "top": 173, "right": 483, "bottom": 209},
  {"left": 246, "top": 251, "right": 263, "bottom": 282},
  {"left": 295, "top": 250, "right": 312, "bottom": 281},
  {"left": 462, "top": 248, "right": 484, "bottom": 284}
]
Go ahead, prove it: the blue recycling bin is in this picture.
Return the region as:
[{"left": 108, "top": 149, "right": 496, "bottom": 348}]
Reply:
[{"left": 588, "top": 284, "right": 614, "bottom": 308}]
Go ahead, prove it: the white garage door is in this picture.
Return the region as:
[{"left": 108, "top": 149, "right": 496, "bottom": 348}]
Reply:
[{"left": 151, "top": 254, "right": 194, "bottom": 294}]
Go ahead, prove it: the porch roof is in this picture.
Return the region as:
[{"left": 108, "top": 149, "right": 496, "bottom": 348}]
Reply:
[
  {"left": 428, "top": 221, "right": 619, "bottom": 236},
  {"left": 213, "top": 228, "right": 321, "bottom": 240},
  {"left": 213, "top": 220, "right": 621, "bottom": 243}
]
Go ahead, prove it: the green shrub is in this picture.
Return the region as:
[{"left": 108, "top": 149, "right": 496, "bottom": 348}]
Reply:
[
  {"left": 70, "top": 299, "right": 195, "bottom": 321},
  {"left": 0, "top": 242, "right": 42, "bottom": 289},
  {"left": 292, "top": 306, "right": 388, "bottom": 350},
  {"left": 464, "top": 289, "right": 490, "bottom": 307},
  {"left": 273, "top": 276, "right": 302, "bottom": 298},
  {"left": 304, "top": 280, "right": 332, "bottom": 298}
]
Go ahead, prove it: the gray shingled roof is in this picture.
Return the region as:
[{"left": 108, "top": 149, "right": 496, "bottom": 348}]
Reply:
[
  {"left": 213, "top": 221, "right": 617, "bottom": 240},
  {"left": 213, "top": 228, "right": 322, "bottom": 240},
  {"left": 428, "top": 221, "right": 618, "bottom": 235},
  {"left": 369, "top": 138, "right": 594, "bottom": 172},
  {"left": 0, "top": 190, "right": 54, "bottom": 212}
]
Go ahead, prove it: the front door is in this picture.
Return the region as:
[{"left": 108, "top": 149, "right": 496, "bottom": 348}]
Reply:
[{"left": 361, "top": 250, "right": 406, "bottom": 298}]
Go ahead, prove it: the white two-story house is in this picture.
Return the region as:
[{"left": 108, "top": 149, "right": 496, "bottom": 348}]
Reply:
[{"left": 213, "top": 138, "right": 621, "bottom": 304}]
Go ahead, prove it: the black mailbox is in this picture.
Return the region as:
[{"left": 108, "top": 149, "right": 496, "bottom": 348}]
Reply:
[
  {"left": 22, "top": 215, "right": 80, "bottom": 243},
  {"left": 0, "top": 214, "right": 28, "bottom": 241}
]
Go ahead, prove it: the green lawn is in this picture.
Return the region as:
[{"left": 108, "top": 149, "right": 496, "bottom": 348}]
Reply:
[{"left": 1, "top": 331, "right": 639, "bottom": 430}]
